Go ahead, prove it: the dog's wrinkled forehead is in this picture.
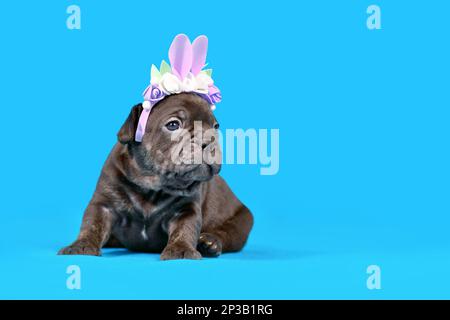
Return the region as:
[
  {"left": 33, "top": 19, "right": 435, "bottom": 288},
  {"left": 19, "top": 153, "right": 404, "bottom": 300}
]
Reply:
[{"left": 149, "top": 93, "right": 215, "bottom": 127}]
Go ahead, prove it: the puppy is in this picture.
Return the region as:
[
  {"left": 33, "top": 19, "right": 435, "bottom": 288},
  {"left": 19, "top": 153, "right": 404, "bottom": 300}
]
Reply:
[{"left": 58, "top": 93, "right": 253, "bottom": 260}]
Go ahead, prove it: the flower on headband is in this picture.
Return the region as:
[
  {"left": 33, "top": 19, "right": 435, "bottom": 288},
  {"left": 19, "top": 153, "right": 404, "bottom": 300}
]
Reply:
[
  {"left": 159, "top": 73, "right": 182, "bottom": 94},
  {"left": 195, "top": 72, "right": 214, "bottom": 94},
  {"left": 143, "top": 84, "right": 165, "bottom": 106},
  {"left": 152, "top": 70, "right": 214, "bottom": 96},
  {"left": 208, "top": 85, "right": 222, "bottom": 104},
  {"left": 182, "top": 73, "right": 198, "bottom": 92}
]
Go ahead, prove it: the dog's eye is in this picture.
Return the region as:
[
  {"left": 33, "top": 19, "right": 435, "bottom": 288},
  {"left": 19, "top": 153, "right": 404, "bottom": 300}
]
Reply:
[
  {"left": 165, "top": 120, "right": 181, "bottom": 131},
  {"left": 214, "top": 123, "right": 220, "bottom": 130}
]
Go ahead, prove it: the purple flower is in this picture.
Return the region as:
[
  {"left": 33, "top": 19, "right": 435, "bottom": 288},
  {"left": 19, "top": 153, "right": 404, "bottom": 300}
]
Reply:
[
  {"left": 208, "top": 85, "right": 222, "bottom": 104},
  {"left": 143, "top": 84, "right": 165, "bottom": 106},
  {"left": 210, "top": 92, "right": 222, "bottom": 104}
]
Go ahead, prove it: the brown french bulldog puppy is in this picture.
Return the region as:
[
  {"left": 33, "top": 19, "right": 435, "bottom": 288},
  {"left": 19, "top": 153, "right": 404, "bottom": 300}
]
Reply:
[{"left": 58, "top": 93, "right": 253, "bottom": 260}]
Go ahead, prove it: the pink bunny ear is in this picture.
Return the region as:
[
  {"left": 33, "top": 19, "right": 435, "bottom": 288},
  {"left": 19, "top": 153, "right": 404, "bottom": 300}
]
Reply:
[
  {"left": 191, "top": 35, "right": 208, "bottom": 75},
  {"left": 168, "top": 34, "right": 192, "bottom": 80}
]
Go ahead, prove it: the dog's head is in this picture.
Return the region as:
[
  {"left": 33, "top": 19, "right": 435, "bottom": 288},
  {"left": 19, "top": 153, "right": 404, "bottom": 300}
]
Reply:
[{"left": 117, "top": 93, "right": 222, "bottom": 195}]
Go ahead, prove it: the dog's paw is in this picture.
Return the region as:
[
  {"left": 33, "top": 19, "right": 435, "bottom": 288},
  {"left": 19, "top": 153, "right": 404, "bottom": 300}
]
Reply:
[
  {"left": 58, "top": 240, "right": 101, "bottom": 256},
  {"left": 197, "top": 233, "right": 223, "bottom": 257},
  {"left": 160, "top": 243, "right": 202, "bottom": 261}
]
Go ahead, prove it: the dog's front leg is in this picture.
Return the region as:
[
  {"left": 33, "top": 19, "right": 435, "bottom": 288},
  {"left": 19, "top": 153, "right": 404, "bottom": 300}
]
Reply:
[
  {"left": 58, "top": 203, "right": 114, "bottom": 256},
  {"left": 160, "top": 203, "right": 202, "bottom": 260}
]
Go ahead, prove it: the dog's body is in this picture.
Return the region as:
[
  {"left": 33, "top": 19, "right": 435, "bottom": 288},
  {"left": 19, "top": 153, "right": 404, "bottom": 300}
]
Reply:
[{"left": 59, "top": 93, "right": 253, "bottom": 260}]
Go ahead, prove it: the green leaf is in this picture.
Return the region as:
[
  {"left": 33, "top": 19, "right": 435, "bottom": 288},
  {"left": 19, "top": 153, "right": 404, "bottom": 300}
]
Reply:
[
  {"left": 160, "top": 60, "right": 171, "bottom": 75},
  {"left": 150, "top": 64, "right": 161, "bottom": 82},
  {"left": 203, "top": 69, "right": 213, "bottom": 77}
]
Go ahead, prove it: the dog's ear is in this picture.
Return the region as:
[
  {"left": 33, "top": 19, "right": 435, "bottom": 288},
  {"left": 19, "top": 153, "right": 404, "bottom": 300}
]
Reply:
[{"left": 117, "top": 104, "right": 143, "bottom": 144}]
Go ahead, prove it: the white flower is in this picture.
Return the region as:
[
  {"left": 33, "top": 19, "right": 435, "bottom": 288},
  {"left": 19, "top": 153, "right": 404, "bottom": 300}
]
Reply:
[
  {"left": 182, "top": 73, "right": 198, "bottom": 92},
  {"left": 159, "top": 72, "right": 182, "bottom": 94},
  {"left": 153, "top": 70, "right": 214, "bottom": 96},
  {"left": 195, "top": 72, "right": 214, "bottom": 94}
]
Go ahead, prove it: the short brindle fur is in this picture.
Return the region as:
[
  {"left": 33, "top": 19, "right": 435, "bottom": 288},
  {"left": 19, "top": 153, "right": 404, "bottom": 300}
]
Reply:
[{"left": 59, "top": 93, "right": 253, "bottom": 260}]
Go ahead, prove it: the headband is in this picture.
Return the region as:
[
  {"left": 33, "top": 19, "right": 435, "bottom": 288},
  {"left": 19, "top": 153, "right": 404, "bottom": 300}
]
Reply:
[{"left": 135, "top": 34, "right": 222, "bottom": 142}]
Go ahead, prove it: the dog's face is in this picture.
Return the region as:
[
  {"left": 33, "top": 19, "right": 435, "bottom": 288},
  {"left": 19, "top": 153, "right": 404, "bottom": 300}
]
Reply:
[{"left": 118, "top": 93, "right": 222, "bottom": 195}]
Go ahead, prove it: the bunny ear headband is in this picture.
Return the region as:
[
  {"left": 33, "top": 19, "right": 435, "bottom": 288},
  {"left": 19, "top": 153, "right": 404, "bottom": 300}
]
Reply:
[{"left": 135, "top": 34, "right": 222, "bottom": 142}]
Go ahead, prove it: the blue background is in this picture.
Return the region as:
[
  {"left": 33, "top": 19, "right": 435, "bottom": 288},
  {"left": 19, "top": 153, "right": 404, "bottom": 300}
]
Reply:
[{"left": 0, "top": 0, "right": 449, "bottom": 299}]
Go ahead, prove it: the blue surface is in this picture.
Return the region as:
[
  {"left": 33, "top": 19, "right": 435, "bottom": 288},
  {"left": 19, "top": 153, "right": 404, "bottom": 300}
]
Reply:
[{"left": 1, "top": 1, "right": 449, "bottom": 299}]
